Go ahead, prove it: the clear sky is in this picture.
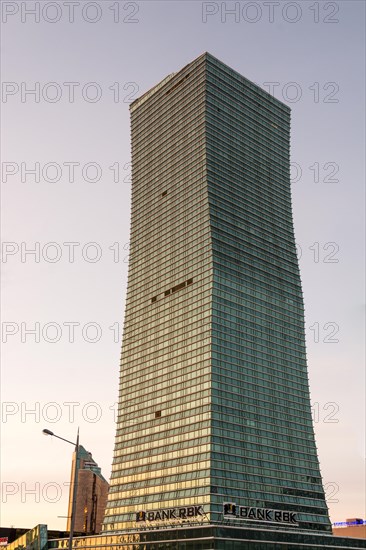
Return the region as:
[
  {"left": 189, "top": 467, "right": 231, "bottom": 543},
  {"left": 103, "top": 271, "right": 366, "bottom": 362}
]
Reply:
[{"left": 1, "top": 0, "right": 365, "bottom": 530}]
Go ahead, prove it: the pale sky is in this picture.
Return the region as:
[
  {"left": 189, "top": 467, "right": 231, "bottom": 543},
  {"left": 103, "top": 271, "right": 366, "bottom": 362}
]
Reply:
[{"left": 1, "top": 0, "right": 365, "bottom": 530}]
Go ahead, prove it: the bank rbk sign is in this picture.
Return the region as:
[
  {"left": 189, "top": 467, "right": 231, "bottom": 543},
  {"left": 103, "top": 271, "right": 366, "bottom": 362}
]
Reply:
[
  {"left": 136, "top": 505, "right": 204, "bottom": 522},
  {"left": 223, "top": 503, "right": 298, "bottom": 525}
]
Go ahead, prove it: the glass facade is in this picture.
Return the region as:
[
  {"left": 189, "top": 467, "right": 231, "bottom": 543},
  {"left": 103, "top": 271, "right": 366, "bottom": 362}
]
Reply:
[
  {"left": 48, "top": 526, "right": 366, "bottom": 550},
  {"left": 103, "top": 53, "right": 331, "bottom": 535}
]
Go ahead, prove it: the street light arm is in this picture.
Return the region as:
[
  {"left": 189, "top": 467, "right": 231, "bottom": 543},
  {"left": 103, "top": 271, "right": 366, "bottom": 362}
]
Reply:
[
  {"left": 42, "top": 429, "right": 76, "bottom": 447},
  {"left": 42, "top": 428, "right": 80, "bottom": 549}
]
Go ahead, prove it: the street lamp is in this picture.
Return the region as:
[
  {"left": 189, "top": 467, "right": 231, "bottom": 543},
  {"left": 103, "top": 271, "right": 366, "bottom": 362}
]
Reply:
[{"left": 42, "top": 428, "right": 79, "bottom": 550}]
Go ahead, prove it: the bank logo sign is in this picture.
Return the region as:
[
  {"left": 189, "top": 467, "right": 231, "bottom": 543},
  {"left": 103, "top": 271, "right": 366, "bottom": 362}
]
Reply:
[
  {"left": 223, "top": 503, "right": 298, "bottom": 525},
  {"left": 136, "top": 505, "right": 204, "bottom": 523}
]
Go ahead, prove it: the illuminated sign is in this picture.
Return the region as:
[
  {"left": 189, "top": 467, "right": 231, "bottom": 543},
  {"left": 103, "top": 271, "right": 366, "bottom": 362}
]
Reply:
[
  {"left": 333, "top": 520, "right": 366, "bottom": 527},
  {"left": 223, "top": 502, "right": 298, "bottom": 525},
  {"left": 136, "top": 505, "right": 204, "bottom": 522}
]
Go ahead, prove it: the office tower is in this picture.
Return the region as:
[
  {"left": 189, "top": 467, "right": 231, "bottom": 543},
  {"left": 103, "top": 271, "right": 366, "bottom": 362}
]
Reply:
[
  {"left": 67, "top": 446, "right": 109, "bottom": 535},
  {"left": 103, "top": 52, "right": 331, "bottom": 535}
]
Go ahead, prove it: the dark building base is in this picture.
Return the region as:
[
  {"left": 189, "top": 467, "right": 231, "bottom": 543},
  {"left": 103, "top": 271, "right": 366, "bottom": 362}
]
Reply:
[{"left": 47, "top": 524, "right": 366, "bottom": 549}]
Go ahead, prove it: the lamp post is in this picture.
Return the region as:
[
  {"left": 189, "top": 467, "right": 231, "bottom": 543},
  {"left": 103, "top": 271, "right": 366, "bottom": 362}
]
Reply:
[{"left": 42, "top": 428, "right": 79, "bottom": 550}]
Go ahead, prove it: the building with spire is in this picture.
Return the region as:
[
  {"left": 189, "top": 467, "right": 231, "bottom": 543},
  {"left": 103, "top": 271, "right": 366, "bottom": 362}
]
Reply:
[{"left": 67, "top": 446, "right": 109, "bottom": 535}]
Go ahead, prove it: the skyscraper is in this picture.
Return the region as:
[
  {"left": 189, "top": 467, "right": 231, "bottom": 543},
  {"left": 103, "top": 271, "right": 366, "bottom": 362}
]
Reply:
[
  {"left": 67, "top": 446, "right": 109, "bottom": 535},
  {"left": 103, "top": 52, "right": 331, "bottom": 535}
]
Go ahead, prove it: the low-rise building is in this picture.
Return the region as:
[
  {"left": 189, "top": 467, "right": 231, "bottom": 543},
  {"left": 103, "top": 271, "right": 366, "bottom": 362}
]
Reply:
[{"left": 333, "top": 518, "right": 366, "bottom": 539}]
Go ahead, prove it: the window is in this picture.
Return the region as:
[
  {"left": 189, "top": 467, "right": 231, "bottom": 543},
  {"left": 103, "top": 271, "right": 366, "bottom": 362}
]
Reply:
[
  {"left": 172, "top": 282, "right": 186, "bottom": 293},
  {"left": 165, "top": 73, "right": 190, "bottom": 95}
]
